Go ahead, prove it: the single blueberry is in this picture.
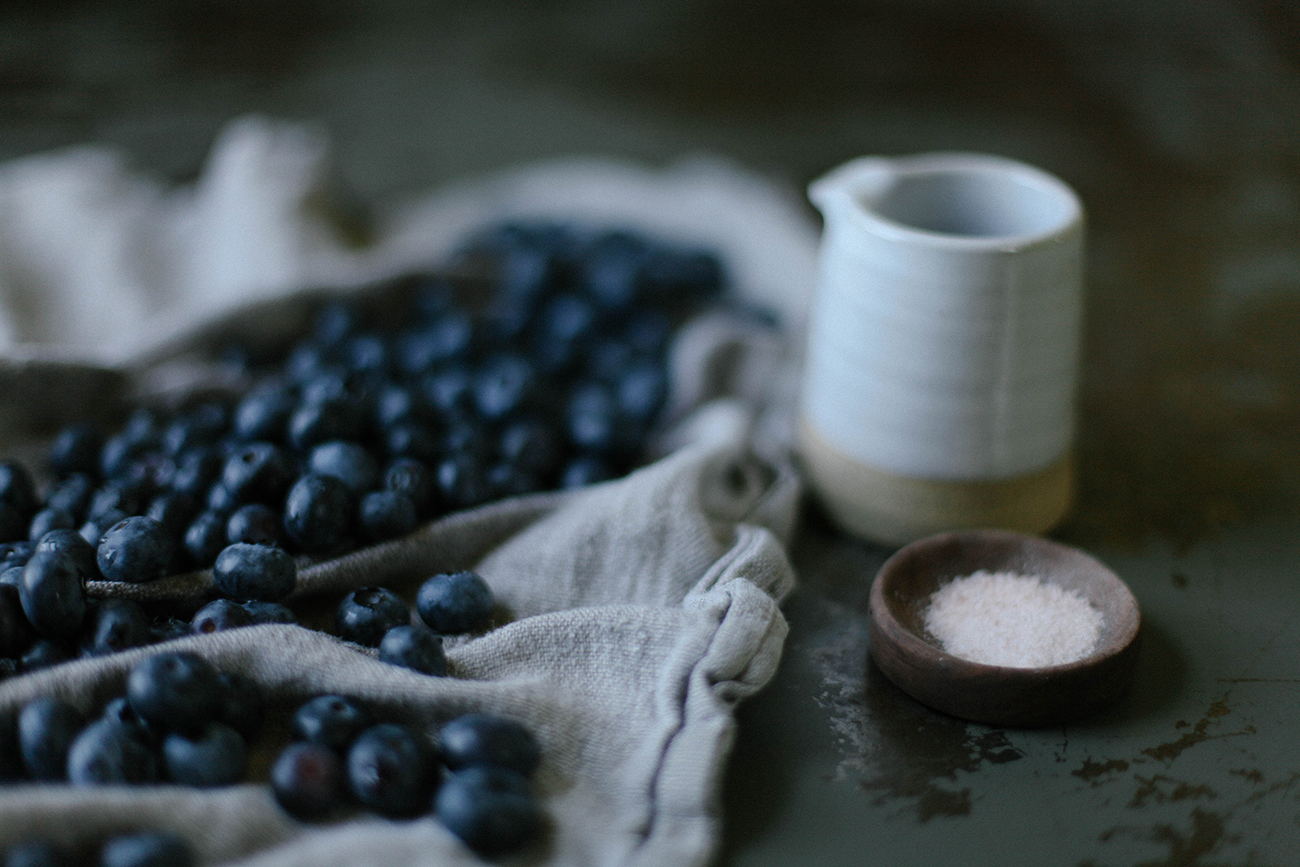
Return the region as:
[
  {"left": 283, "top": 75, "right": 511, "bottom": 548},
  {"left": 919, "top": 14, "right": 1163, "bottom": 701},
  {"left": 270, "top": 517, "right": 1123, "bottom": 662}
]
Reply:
[
  {"left": 221, "top": 443, "right": 293, "bottom": 507},
  {"left": 216, "top": 671, "right": 264, "bottom": 740},
  {"left": 434, "top": 454, "right": 489, "bottom": 513},
  {"left": 212, "top": 543, "right": 296, "bottom": 602},
  {"left": 421, "top": 366, "right": 473, "bottom": 414},
  {"left": 182, "top": 510, "right": 228, "bottom": 568},
  {"left": 126, "top": 651, "right": 222, "bottom": 734},
  {"left": 473, "top": 355, "right": 536, "bottom": 421},
  {"left": 565, "top": 383, "right": 624, "bottom": 454},
  {"left": 581, "top": 229, "right": 648, "bottom": 310},
  {"left": 497, "top": 419, "right": 561, "bottom": 477},
  {"left": 169, "top": 447, "right": 223, "bottom": 500},
  {"left": 559, "top": 454, "right": 614, "bottom": 489},
  {"left": 3, "top": 840, "right": 76, "bottom": 867},
  {"left": 162, "top": 721, "right": 247, "bottom": 788},
  {"left": 20, "top": 639, "right": 75, "bottom": 672},
  {"left": 100, "top": 696, "right": 157, "bottom": 738},
  {"left": 146, "top": 492, "right": 200, "bottom": 539},
  {"left": 0, "top": 540, "right": 34, "bottom": 571},
  {"left": 0, "top": 565, "right": 23, "bottom": 588},
  {"left": 86, "top": 598, "right": 153, "bottom": 655},
  {"left": 189, "top": 599, "right": 254, "bottom": 635},
  {"left": 240, "top": 600, "right": 297, "bottom": 625},
  {"left": 18, "top": 696, "right": 85, "bottom": 781},
  {"left": 438, "top": 714, "right": 541, "bottom": 777},
  {"left": 343, "top": 333, "right": 390, "bottom": 376},
  {"left": 233, "top": 386, "right": 296, "bottom": 443},
  {"left": 378, "top": 625, "right": 446, "bottom": 676},
  {"left": 270, "top": 741, "right": 345, "bottom": 821},
  {"left": 36, "top": 528, "right": 99, "bottom": 582},
  {"left": 416, "top": 571, "right": 493, "bottom": 635},
  {"left": 616, "top": 358, "right": 668, "bottom": 422},
  {"left": 382, "top": 423, "right": 440, "bottom": 465},
  {"left": 97, "top": 516, "right": 173, "bottom": 583},
  {"left": 225, "top": 503, "right": 284, "bottom": 547},
  {"left": 27, "top": 508, "right": 75, "bottom": 542},
  {"left": 87, "top": 480, "right": 147, "bottom": 523},
  {"left": 204, "top": 482, "right": 241, "bottom": 516},
  {"left": 161, "top": 404, "right": 228, "bottom": 456},
  {"left": 0, "top": 584, "right": 36, "bottom": 657},
  {"left": 43, "top": 473, "right": 96, "bottom": 518},
  {"left": 313, "top": 300, "right": 357, "bottom": 347},
  {"left": 434, "top": 764, "right": 542, "bottom": 858},
  {"left": 66, "top": 718, "right": 160, "bottom": 786},
  {"left": 335, "top": 587, "right": 410, "bottom": 647},
  {"left": 0, "top": 460, "right": 39, "bottom": 518},
  {"left": 292, "top": 695, "right": 372, "bottom": 752},
  {"left": 100, "top": 832, "right": 195, "bottom": 867},
  {"left": 383, "top": 458, "right": 433, "bottom": 516},
  {"left": 308, "top": 441, "right": 379, "bottom": 495},
  {"left": 359, "top": 491, "right": 418, "bottom": 543},
  {"left": 373, "top": 383, "right": 426, "bottom": 430},
  {"left": 287, "top": 398, "right": 362, "bottom": 451},
  {"left": 485, "top": 463, "right": 539, "bottom": 500},
  {"left": 19, "top": 551, "right": 86, "bottom": 639},
  {"left": 346, "top": 723, "right": 437, "bottom": 818},
  {"left": 283, "top": 473, "right": 355, "bottom": 555}
]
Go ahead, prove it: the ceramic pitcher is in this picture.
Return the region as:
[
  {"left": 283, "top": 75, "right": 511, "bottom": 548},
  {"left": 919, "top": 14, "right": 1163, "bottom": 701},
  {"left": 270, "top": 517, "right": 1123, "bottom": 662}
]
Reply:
[{"left": 798, "top": 152, "right": 1084, "bottom": 544}]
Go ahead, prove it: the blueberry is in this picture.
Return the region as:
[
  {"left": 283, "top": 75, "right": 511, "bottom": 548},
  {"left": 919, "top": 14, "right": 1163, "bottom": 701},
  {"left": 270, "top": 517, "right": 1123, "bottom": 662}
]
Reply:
[
  {"left": 343, "top": 333, "right": 390, "bottom": 376},
  {"left": 161, "top": 404, "right": 228, "bottom": 456},
  {"left": 182, "top": 510, "right": 228, "bottom": 568},
  {"left": 382, "top": 423, "right": 440, "bottom": 464},
  {"left": 225, "top": 503, "right": 284, "bottom": 547},
  {"left": 359, "top": 491, "right": 418, "bottom": 543},
  {"left": 288, "top": 398, "right": 361, "bottom": 451},
  {"left": 434, "top": 764, "right": 542, "bottom": 857},
  {"left": 308, "top": 441, "right": 378, "bottom": 495},
  {"left": 421, "top": 366, "right": 473, "bottom": 414},
  {"left": 204, "top": 482, "right": 241, "bottom": 516},
  {"left": 581, "top": 229, "right": 648, "bottom": 310},
  {"left": 373, "top": 383, "right": 426, "bottom": 429},
  {"left": 26, "top": 508, "right": 75, "bottom": 542},
  {"left": 438, "top": 714, "right": 541, "bottom": 776},
  {"left": 212, "top": 543, "right": 296, "bottom": 602},
  {"left": 0, "top": 540, "right": 34, "bottom": 571},
  {"left": 162, "top": 721, "right": 247, "bottom": 787},
  {"left": 416, "top": 571, "right": 493, "bottom": 635},
  {"left": 0, "top": 460, "right": 39, "bottom": 518},
  {"left": 406, "top": 311, "right": 473, "bottom": 369},
  {"left": 66, "top": 718, "right": 160, "bottom": 786},
  {"left": 86, "top": 598, "right": 153, "bottom": 655},
  {"left": 79, "top": 509, "right": 127, "bottom": 549},
  {"left": 170, "top": 447, "right": 223, "bottom": 500},
  {"left": 566, "top": 383, "right": 628, "bottom": 454},
  {"left": 378, "top": 625, "right": 446, "bottom": 676},
  {"left": 35, "top": 528, "right": 98, "bottom": 582},
  {"left": 0, "top": 584, "right": 35, "bottom": 657},
  {"left": 87, "top": 480, "right": 147, "bottom": 524},
  {"left": 3, "top": 840, "right": 76, "bottom": 867},
  {"left": 100, "top": 832, "right": 194, "bottom": 867},
  {"left": 99, "top": 433, "right": 152, "bottom": 480},
  {"left": 19, "top": 550, "right": 86, "bottom": 639},
  {"left": 100, "top": 696, "right": 157, "bottom": 737},
  {"left": 346, "top": 723, "right": 437, "bottom": 818},
  {"left": 0, "top": 565, "right": 23, "bottom": 588},
  {"left": 43, "top": 473, "right": 96, "bottom": 518},
  {"left": 498, "top": 419, "right": 561, "bottom": 477},
  {"left": 271, "top": 741, "right": 345, "bottom": 821},
  {"left": 434, "top": 454, "right": 489, "bottom": 512},
  {"left": 233, "top": 386, "right": 296, "bottom": 443},
  {"left": 485, "top": 463, "right": 539, "bottom": 499},
  {"left": 20, "top": 639, "right": 75, "bottom": 672},
  {"left": 335, "top": 587, "right": 410, "bottom": 647},
  {"left": 616, "top": 358, "right": 667, "bottom": 421},
  {"left": 560, "top": 454, "right": 613, "bottom": 488},
  {"left": 473, "top": 355, "right": 536, "bottom": 421},
  {"left": 383, "top": 458, "right": 433, "bottom": 515},
  {"left": 127, "top": 651, "right": 222, "bottom": 734},
  {"left": 97, "top": 516, "right": 173, "bottom": 583},
  {"left": 150, "top": 617, "right": 191, "bottom": 644},
  {"left": 189, "top": 599, "right": 254, "bottom": 635},
  {"left": 292, "top": 695, "right": 371, "bottom": 752},
  {"left": 18, "top": 696, "right": 85, "bottom": 781},
  {"left": 146, "top": 492, "right": 200, "bottom": 539},
  {"left": 283, "top": 474, "right": 355, "bottom": 554},
  {"left": 240, "top": 600, "right": 297, "bottom": 625},
  {"left": 221, "top": 443, "right": 293, "bottom": 507},
  {"left": 216, "top": 671, "right": 264, "bottom": 739}
]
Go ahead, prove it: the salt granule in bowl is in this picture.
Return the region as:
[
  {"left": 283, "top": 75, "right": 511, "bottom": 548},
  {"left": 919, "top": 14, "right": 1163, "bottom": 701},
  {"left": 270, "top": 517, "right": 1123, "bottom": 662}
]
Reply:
[
  {"left": 868, "top": 530, "right": 1142, "bottom": 727},
  {"left": 923, "top": 569, "right": 1105, "bottom": 668}
]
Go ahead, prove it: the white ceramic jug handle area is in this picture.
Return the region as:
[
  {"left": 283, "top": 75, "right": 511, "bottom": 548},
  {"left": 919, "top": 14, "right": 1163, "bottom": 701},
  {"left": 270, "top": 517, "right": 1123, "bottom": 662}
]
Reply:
[{"left": 799, "top": 152, "right": 1084, "bottom": 544}]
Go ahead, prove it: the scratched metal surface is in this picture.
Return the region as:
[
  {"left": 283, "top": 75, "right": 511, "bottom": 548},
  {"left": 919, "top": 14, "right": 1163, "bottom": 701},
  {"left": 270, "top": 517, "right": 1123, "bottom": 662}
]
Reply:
[{"left": 2, "top": 1, "right": 1298, "bottom": 864}]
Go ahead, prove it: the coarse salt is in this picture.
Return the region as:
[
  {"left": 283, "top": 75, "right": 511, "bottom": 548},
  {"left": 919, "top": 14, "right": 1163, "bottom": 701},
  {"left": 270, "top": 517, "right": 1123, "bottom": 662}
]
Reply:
[{"left": 922, "top": 569, "right": 1104, "bottom": 668}]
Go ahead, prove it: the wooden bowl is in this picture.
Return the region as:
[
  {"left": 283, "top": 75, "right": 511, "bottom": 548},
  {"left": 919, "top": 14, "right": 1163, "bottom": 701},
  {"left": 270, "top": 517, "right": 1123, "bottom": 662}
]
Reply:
[{"left": 868, "top": 529, "right": 1141, "bottom": 727}]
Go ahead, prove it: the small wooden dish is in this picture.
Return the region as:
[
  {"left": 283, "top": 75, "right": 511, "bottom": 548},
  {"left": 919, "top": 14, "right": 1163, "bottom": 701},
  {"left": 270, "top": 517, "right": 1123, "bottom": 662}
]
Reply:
[{"left": 868, "top": 529, "right": 1141, "bottom": 727}]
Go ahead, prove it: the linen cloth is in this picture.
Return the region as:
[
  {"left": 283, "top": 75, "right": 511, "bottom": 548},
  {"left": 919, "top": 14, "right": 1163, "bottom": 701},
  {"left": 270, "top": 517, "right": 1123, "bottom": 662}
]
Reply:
[{"left": 0, "top": 117, "right": 819, "bottom": 866}]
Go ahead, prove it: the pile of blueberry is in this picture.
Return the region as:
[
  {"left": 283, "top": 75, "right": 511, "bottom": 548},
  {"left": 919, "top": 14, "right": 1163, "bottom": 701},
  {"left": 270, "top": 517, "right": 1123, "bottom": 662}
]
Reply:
[
  {"left": 0, "top": 652, "right": 261, "bottom": 788},
  {"left": 0, "top": 221, "right": 726, "bottom": 675},
  {"left": 273, "top": 696, "right": 542, "bottom": 857},
  {"left": 5, "top": 830, "right": 194, "bottom": 867}
]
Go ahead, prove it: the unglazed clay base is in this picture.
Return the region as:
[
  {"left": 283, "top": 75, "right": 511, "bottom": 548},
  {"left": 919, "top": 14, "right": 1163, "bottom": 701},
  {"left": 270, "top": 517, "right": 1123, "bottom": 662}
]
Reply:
[{"left": 798, "top": 418, "right": 1074, "bottom": 545}]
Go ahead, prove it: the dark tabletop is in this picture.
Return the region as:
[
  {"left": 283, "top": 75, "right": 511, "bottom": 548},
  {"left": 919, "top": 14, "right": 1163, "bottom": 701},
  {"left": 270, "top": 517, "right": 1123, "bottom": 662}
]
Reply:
[{"left": 3, "top": 2, "right": 1298, "bottom": 864}]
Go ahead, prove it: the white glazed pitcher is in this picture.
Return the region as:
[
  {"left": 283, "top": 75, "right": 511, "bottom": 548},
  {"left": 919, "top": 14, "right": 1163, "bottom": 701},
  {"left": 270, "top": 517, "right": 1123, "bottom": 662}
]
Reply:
[{"left": 798, "top": 153, "right": 1084, "bottom": 544}]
